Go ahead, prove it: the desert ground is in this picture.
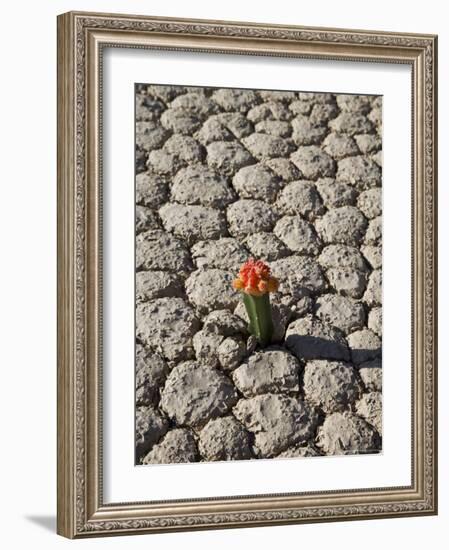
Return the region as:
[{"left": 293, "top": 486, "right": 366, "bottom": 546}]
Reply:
[{"left": 135, "top": 84, "right": 382, "bottom": 464}]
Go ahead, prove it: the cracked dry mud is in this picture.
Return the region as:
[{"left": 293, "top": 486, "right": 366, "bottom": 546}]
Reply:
[{"left": 135, "top": 84, "right": 382, "bottom": 464}]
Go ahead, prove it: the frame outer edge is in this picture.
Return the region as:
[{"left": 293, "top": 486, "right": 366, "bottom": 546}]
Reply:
[
  {"left": 56, "top": 10, "right": 438, "bottom": 537},
  {"left": 432, "top": 35, "right": 439, "bottom": 515},
  {"left": 57, "top": 12, "right": 77, "bottom": 539}
]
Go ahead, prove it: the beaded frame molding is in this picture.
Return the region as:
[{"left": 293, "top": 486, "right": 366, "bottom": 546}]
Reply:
[{"left": 57, "top": 11, "right": 438, "bottom": 538}]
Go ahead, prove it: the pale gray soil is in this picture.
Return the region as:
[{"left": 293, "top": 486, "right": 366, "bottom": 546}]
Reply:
[{"left": 135, "top": 84, "right": 382, "bottom": 464}]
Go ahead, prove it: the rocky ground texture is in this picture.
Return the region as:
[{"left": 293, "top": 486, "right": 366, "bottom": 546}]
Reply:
[{"left": 135, "top": 84, "right": 382, "bottom": 464}]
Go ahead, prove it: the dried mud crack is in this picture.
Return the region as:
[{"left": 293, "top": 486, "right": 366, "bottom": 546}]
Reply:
[{"left": 135, "top": 84, "right": 382, "bottom": 464}]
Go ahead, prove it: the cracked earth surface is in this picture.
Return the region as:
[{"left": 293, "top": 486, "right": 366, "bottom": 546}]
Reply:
[{"left": 135, "top": 84, "right": 382, "bottom": 464}]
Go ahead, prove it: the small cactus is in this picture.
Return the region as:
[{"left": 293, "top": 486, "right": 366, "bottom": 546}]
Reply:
[{"left": 233, "top": 259, "right": 279, "bottom": 347}]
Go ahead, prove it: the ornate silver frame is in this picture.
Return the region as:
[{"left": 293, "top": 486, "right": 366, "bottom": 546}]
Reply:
[{"left": 57, "top": 11, "right": 438, "bottom": 538}]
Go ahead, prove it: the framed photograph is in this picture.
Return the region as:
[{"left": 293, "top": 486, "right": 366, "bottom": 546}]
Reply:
[{"left": 57, "top": 11, "right": 438, "bottom": 538}]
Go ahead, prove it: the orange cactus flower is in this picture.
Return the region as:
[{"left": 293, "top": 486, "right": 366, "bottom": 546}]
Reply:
[{"left": 232, "top": 258, "right": 279, "bottom": 296}]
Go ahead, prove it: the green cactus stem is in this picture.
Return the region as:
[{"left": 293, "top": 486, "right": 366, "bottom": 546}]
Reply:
[{"left": 243, "top": 292, "right": 274, "bottom": 347}]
